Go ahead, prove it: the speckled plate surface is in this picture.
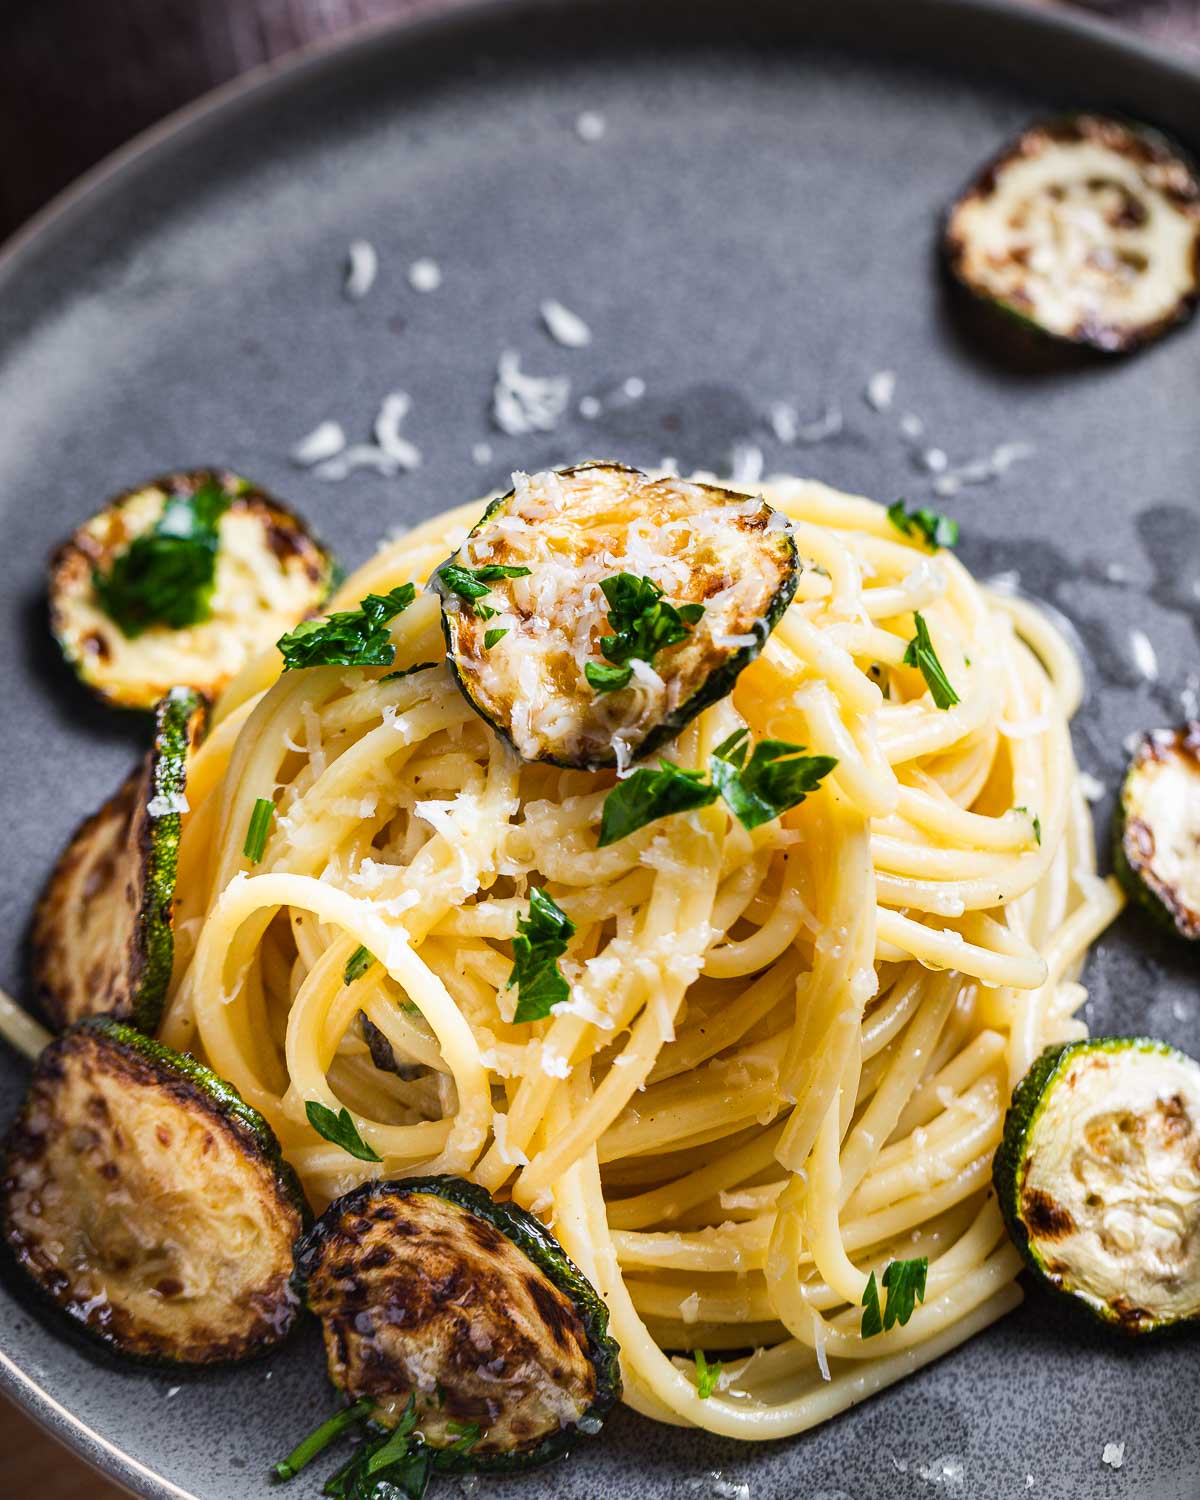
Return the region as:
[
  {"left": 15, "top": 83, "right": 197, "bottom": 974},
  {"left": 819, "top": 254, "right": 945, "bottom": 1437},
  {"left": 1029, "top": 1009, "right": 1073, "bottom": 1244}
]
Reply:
[{"left": 1, "top": 1, "right": 1198, "bottom": 1496}]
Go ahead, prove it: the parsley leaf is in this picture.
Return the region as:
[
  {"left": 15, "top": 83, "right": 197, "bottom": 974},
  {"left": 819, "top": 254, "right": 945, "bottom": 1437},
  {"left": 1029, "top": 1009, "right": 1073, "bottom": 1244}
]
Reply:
[
  {"left": 597, "top": 761, "right": 721, "bottom": 847},
  {"left": 693, "top": 1349, "right": 722, "bottom": 1399},
  {"left": 243, "top": 797, "right": 275, "bottom": 864},
  {"left": 271, "top": 1397, "right": 375, "bottom": 1482},
  {"left": 277, "top": 585, "right": 416, "bottom": 670},
  {"left": 1014, "top": 806, "right": 1042, "bottom": 846},
  {"left": 483, "top": 627, "right": 508, "bottom": 649},
  {"left": 886, "top": 499, "right": 959, "bottom": 550},
  {"left": 506, "top": 887, "right": 576, "bottom": 1023},
  {"left": 363, "top": 1397, "right": 420, "bottom": 1477},
  {"left": 709, "top": 730, "right": 838, "bottom": 831},
  {"left": 861, "top": 1256, "right": 929, "bottom": 1338},
  {"left": 343, "top": 946, "right": 375, "bottom": 986},
  {"left": 304, "top": 1100, "right": 382, "bottom": 1163},
  {"left": 586, "top": 572, "right": 704, "bottom": 693},
  {"left": 584, "top": 660, "right": 633, "bottom": 693},
  {"left": 903, "top": 612, "right": 960, "bottom": 709},
  {"left": 379, "top": 661, "right": 439, "bottom": 682},
  {"left": 443, "top": 1420, "right": 482, "bottom": 1455},
  {"left": 93, "top": 479, "right": 234, "bottom": 638},
  {"left": 322, "top": 1400, "right": 430, "bottom": 1500},
  {"left": 437, "top": 562, "right": 530, "bottom": 620}
]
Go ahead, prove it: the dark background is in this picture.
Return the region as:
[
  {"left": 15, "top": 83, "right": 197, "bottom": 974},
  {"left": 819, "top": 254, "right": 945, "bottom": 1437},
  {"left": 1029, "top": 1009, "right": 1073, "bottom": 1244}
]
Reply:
[
  {"left": 0, "top": 0, "right": 1199, "bottom": 241},
  {"left": 0, "top": 1, "right": 1197, "bottom": 1496}
]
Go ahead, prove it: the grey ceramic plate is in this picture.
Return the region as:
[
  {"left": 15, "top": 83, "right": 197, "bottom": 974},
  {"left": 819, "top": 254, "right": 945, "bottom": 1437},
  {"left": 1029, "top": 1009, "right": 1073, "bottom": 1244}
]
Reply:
[{"left": 1, "top": 0, "right": 1198, "bottom": 1496}]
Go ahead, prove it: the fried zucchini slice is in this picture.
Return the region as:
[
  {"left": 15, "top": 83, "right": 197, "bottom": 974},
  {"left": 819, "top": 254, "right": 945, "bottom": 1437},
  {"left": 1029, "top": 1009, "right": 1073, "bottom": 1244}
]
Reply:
[
  {"left": 994, "top": 1038, "right": 1200, "bottom": 1334},
  {"left": 31, "top": 687, "right": 204, "bottom": 1031},
  {"left": 1, "top": 1017, "right": 308, "bottom": 1361},
  {"left": 1114, "top": 723, "right": 1200, "bottom": 939},
  {"left": 295, "top": 1176, "right": 621, "bottom": 1472},
  {"left": 945, "top": 114, "right": 1200, "bottom": 352},
  {"left": 49, "top": 468, "right": 335, "bottom": 709},
  {"left": 431, "top": 462, "right": 799, "bottom": 769}
]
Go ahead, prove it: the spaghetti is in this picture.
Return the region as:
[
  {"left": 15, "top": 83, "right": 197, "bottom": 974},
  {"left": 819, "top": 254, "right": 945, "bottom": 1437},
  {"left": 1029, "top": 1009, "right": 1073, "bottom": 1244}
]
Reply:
[{"left": 152, "top": 473, "right": 1120, "bottom": 1438}]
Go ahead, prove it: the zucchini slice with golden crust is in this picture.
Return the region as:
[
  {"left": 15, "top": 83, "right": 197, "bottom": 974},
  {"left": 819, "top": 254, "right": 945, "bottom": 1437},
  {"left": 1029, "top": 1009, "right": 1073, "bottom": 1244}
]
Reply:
[
  {"left": 31, "top": 687, "right": 205, "bottom": 1031},
  {"left": 1113, "top": 723, "right": 1200, "bottom": 939},
  {"left": 1, "top": 1017, "right": 308, "bottom": 1362},
  {"left": 994, "top": 1038, "right": 1200, "bottom": 1333},
  {"left": 431, "top": 462, "right": 799, "bottom": 769},
  {"left": 49, "top": 468, "right": 335, "bottom": 709},
  {"left": 945, "top": 114, "right": 1200, "bottom": 353},
  {"left": 295, "top": 1176, "right": 621, "bottom": 1473}
]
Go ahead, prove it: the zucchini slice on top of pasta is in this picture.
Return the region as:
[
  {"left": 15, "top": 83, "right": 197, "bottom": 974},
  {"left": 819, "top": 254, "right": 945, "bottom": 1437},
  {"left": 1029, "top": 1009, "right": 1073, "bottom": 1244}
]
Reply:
[
  {"left": 431, "top": 462, "right": 799, "bottom": 769},
  {"left": 31, "top": 686, "right": 205, "bottom": 1032},
  {"left": 994, "top": 1038, "right": 1200, "bottom": 1333},
  {"left": 1114, "top": 723, "right": 1200, "bottom": 939},
  {"left": 294, "top": 1176, "right": 621, "bottom": 1473},
  {"left": 1, "top": 1017, "right": 307, "bottom": 1362},
  {"left": 49, "top": 467, "right": 335, "bottom": 709},
  {"left": 944, "top": 114, "right": 1200, "bottom": 352}
]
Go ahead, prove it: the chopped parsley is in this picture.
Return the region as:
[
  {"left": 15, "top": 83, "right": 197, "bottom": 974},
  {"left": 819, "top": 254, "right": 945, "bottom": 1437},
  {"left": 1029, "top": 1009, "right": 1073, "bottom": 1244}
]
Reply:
[
  {"left": 243, "top": 797, "right": 275, "bottom": 864},
  {"left": 443, "top": 1420, "right": 482, "bottom": 1455},
  {"left": 437, "top": 562, "right": 530, "bottom": 622},
  {"left": 343, "top": 945, "right": 375, "bottom": 986},
  {"left": 93, "top": 478, "right": 234, "bottom": 638},
  {"left": 304, "top": 1100, "right": 382, "bottom": 1163},
  {"left": 321, "top": 1396, "right": 430, "bottom": 1499},
  {"left": 903, "top": 612, "right": 960, "bottom": 709},
  {"left": 598, "top": 761, "right": 720, "bottom": 847},
  {"left": 277, "top": 585, "right": 416, "bottom": 670},
  {"left": 484, "top": 627, "right": 508, "bottom": 649},
  {"left": 587, "top": 572, "right": 705, "bottom": 694},
  {"left": 598, "top": 735, "right": 838, "bottom": 846},
  {"left": 379, "top": 660, "right": 439, "bottom": 682},
  {"left": 270, "top": 1397, "right": 375, "bottom": 1482},
  {"left": 1015, "top": 806, "right": 1042, "bottom": 846},
  {"left": 693, "top": 1349, "right": 722, "bottom": 1399},
  {"left": 709, "top": 730, "right": 838, "bottom": 832},
  {"left": 861, "top": 1256, "right": 929, "bottom": 1338},
  {"left": 887, "top": 499, "right": 959, "bottom": 550},
  {"left": 507, "top": 886, "right": 576, "bottom": 1023}
]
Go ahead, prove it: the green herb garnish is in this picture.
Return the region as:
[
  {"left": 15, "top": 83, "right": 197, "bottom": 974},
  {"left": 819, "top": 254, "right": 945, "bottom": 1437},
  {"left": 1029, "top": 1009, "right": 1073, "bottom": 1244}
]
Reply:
[
  {"left": 322, "top": 1397, "right": 429, "bottom": 1499},
  {"left": 597, "top": 761, "right": 720, "bottom": 847},
  {"left": 506, "top": 886, "right": 576, "bottom": 1023},
  {"left": 277, "top": 585, "right": 416, "bottom": 670},
  {"left": 343, "top": 946, "right": 375, "bottom": 986},
  {"left": 903, "top": 612, "right": 959, "bottom": 710},
  {"left": 1015, "top": 807, "right": 1042, "bottom": 846},
  {"left": 693, "top": 1349, "right": 722, "bottom": 1399},
  {"left": 93, "top": 479, "right": 234, "bottom": 638},
  {"left": 271, "top": 1397, "right": 375, "bottom": 1483},
  {"left": 379, "top": 661, "right": 439, "bottom": 682},
  {"left": 586, "top": 572, "right": 704, "bottom": 694},
  {"left": 709, "top": 730, "right": 838, "bottom": 832},
  {"left": 437, "top": 562, "right": 530, "bottom": 621},
  {"left": 484, "top": 628, "right": 508, "bottom": 649},
  {"left": 887, "top": 499, "right": 959, "bottom": 550},
  {"left": 443, "top": 1420, "right": 482, "bottom": 1455},
  {"left": 861, "top": 1256, "right": 929, "bottom": 1338},
  {"left": 243, "top": 797, "right": 275, "bottom": 864},
  {"left": 304, "top": 1100, "right": 382, "bottom": 1163}
]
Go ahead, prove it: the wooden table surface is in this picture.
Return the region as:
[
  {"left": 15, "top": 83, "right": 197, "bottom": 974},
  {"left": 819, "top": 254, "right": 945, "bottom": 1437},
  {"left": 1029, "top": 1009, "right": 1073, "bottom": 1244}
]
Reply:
[{"left": 1, "top": 0, "right": 1197, "bottom": 1496}]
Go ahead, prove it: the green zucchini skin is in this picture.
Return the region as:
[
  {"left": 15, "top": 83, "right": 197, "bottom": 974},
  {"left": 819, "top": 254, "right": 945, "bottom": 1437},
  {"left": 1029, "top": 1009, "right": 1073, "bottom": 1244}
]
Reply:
[
  {"left": 994, "top": 1037, "right": 1200, "bottom": 1334},
  {"left": 944, "top": 113, "right": 1200, "bottom": 355},
  {"left": 295, "top": 1174, "right": 622, "bottom": 1473},
  {"left": 432, "top": 462, "right": 800, "bottom": 770},
  {"left": 48, "top": 467, "right": 337, "bottom": 710},
  {"left": 1112, "top": 723, "right": 1200, "bottom": 940},
  {"left": 31, "top": 686, "right": 206, "bottom": 1033},
  {"left": 1, "top": 1017, "right": 309, "bottom": 1364}
]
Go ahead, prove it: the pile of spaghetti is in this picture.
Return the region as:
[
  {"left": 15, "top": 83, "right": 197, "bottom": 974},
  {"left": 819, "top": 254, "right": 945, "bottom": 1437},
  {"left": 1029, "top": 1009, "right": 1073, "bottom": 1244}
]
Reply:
[{"left": 160, "top": 475, "right": 1121, "bottom": 1438}]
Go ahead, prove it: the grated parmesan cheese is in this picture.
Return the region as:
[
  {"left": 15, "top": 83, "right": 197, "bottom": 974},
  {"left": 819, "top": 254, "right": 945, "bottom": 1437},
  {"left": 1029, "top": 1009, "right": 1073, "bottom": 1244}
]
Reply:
[
  {"left": 540, "top": 299, "right": 592, "bottom": 348},
  {"left": 407, "top": 257, "right": 442, "bottom": 292},
  {"left": 492, "top": 350, "right": 570, "bottom": 435},
  {"left": 1129, "top": 628, "right": 1159, "bottom": 682},
  {"left": 344, "top": 239, "right": 378, "bottom": 300},
  {"left": 865, "top": 369, "right": 896, "bottom": 411},
  {"left": 575, "top": 110, "right": 606, "bottom": 142},
  {"left": 291, "top": 420, "right": 346, "bottom": 467},
  {"left": 1101, "top": 1442, "right": 1125, "bottom": 1470},
  {"left": 147, "top": 791, "right": 189, "bottom": 817},
  {"left": 373, "top": 391, "right": 422, "bottom": 470}
]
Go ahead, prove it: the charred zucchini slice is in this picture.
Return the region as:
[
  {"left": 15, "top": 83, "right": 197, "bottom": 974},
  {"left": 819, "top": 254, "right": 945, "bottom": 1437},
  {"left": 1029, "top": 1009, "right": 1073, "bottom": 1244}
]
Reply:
[
  {"left": 31, "top": 686, "right": 205, "bottom": 1032},
  {"left": 295, "top": 1176, "right": 621, "bottom": 1472},
  {"left": 49, "top": 468, "right": 335, "bottom": 709},
  {"left": 432, "top": 462, "right": 799, "bottom": 769},
  {"left": 1114, "top": 723, "right": 1200, "bottom": 939},
  {"left": 945, "top": 114, "right": 1200, "bottom": 352},
  {"left": 1, "top": 1017, "right": 308, "bottom": 1361},
  {"left": 994, "top": 1038, "right": 1200, "bottom": 1333}
]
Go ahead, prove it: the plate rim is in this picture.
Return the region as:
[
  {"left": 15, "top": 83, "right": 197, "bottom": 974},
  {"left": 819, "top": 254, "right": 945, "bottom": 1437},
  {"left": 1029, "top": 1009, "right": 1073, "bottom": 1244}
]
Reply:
[{"left": 1, "top": 0, "right": 1197, "bottom": 1495}]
